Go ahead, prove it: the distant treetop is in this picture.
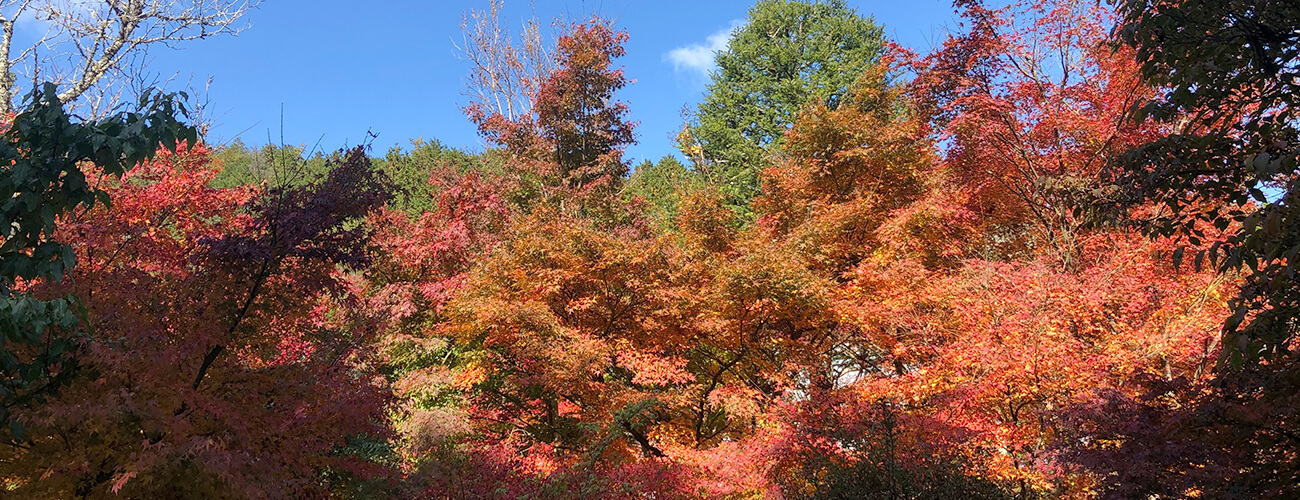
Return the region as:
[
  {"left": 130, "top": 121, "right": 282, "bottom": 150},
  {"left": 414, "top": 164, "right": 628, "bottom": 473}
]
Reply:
[{"left": 685, "top": 0, "right": 886, "bottom": 210}]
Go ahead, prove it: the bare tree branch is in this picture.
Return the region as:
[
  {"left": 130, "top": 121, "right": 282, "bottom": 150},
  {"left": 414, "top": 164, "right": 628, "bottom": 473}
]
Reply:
[
  {"left": 455, "top": 0, "right": 558, "bottom": 122},
  {"left": 0, "top": 0, "right": 255, "bottom": 114}
]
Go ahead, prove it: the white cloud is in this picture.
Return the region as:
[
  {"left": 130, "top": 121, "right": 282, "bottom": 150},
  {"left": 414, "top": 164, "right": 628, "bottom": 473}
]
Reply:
[{"left": 664, "top": 20, "right": 743, "bottom": 79}]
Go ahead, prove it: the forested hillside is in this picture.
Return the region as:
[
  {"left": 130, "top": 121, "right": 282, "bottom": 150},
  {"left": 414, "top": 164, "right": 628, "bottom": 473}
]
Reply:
[{"left": 1, "top": 0, "right": 1297, "bottom": 498}]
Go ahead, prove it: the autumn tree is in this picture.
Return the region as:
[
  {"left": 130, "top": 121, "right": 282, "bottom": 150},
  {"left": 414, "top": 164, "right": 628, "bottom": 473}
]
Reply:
[
  {"left": 1, "top": 143, "right": 397, "bottom": 497},
  {"left": 772, "top": 398, "right": 1018, "bottom": 499},
  {"left": 533, "top": 21, "right": 634, "bottom": 191},
  {"left": 437, "top": 196, "right": 834, "bottom": 477},
  {"left": 467, "top": 17, "right": 635, "bottom": 213},
  {"left": 1082, "top": 0, "right": 1300, "bottom": 496},
  {"left": 442, "top": 212, "right": 674, "bottom": 458},
  {"left": 1112, "top": 0, "right": 1300, "bottom": 366},
  {"left": 0, "top": 83, "right": 194, "bottom": 439},
  {"left": 757, "top": 61, "right": 930, "bottom": 276},
  {"left": 908, "top": 0, "right": 1160, "bottom": 267},
  {"left": 366, "top": 164, "right": 512, "bottom": 487},
  {"left": 720, "top": 1, "right": 1233, "bottom": 495}
]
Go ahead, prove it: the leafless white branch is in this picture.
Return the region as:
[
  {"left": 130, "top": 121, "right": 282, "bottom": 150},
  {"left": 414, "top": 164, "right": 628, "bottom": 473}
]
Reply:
[
  {"left": 0, "top": 0, "right": 255, "bottom": 114},
  {"left": 455, "top": 0, "right": 559, "bottom": 122}
]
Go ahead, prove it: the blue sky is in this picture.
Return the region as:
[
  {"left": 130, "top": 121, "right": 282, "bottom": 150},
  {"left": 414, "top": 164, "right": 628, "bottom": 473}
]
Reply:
[{"left": 144, "top": 0, "right": 963, "bottom": 163}]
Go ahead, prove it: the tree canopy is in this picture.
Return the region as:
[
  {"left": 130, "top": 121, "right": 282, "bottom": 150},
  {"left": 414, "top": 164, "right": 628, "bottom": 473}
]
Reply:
[
  {"left": 2, "top": 0, "right": 1298, "bottom": 498},
  {"left": 685, "top": 0, "right": 886, "bottom": 210}
]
